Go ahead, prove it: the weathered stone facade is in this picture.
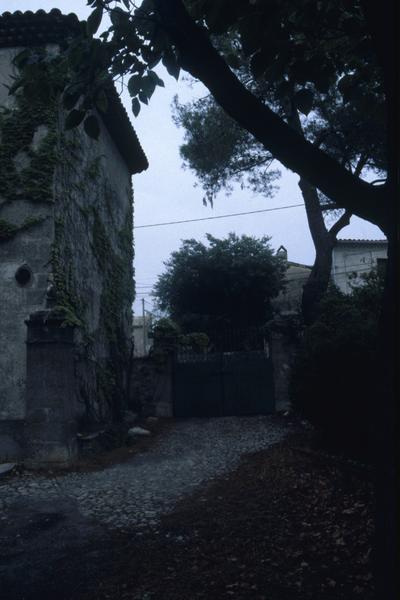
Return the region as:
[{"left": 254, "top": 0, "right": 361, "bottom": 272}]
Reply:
[{"left": 0, "top": 10, "right": 147, "bottom": 465}]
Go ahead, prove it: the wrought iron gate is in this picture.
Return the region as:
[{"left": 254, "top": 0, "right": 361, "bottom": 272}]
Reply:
[{"left": 173, "top": 350, "right": 274, "bottom": 417}]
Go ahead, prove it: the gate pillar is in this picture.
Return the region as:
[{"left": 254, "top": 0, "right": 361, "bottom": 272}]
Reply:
[
  {"left": 268, "top": 316, "right": 301, "bottom": 412},
  {"left": 24, "top": 310, "right": 77, "bottom": 467}
]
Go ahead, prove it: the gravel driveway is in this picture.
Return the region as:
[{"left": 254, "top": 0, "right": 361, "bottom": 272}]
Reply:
[
  {"left": 1, "top": 416, "right": 289, "bottom": 599},
  {"left": 1, "top": 416, "right": 287, "bottom": 531}
]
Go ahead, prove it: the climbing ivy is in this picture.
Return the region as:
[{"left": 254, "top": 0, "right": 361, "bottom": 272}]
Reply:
[
  {"left": 91, "top": 208, "right": 134, "bottom": 420},
  {"left": 50, "top": 219, "right": 86, "bottom": 328},
  {"left": 0, "top": 216, "right": 45, "bottom": 243},
  {"left": 92, "top": 209, "right": 133, "bottom": 341},
  {"left": 1, "top": 49, "right": 136, "bottom": 424},
  {"left": 0, "top": 97, "right": 58, "bottom": 205}
]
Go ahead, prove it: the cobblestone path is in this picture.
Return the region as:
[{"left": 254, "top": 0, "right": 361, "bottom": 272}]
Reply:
[{"left": 1, "top": 416, "right": 288, "bottom": 531}]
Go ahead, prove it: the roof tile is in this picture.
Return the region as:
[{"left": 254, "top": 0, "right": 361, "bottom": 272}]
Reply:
[{"left": 0, "top": 9, "right": 148, "bottom": 174}]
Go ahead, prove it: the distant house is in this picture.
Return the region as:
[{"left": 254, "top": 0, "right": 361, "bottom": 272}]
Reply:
[
  {"left": 272, "top": 246, "right": 312, "bottom": 315},
  {"left": 133, "top": 315, "right": 153, "bottom": 357},
  {"left": 331, "top": 238, "right": 388, "bottom": 294},
  {"left": 272, "top": 238, "right": 388, "bottom": 317}
]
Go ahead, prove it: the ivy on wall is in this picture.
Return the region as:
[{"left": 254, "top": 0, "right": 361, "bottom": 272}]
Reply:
[
  {"left": 0, "top": 216, "right": 45, "bottom": 243},
  {"left": 0, "top": 97, "right": 58, "bottom": 205},
  {"left": 50, "top": 218, "right": 86, "bottom": 328},
  {"left": 91, "top": 205, "right": 134, "bottom": 421},
  {"left": 1, "top": 50, "right": 136, "bottom": 425}
]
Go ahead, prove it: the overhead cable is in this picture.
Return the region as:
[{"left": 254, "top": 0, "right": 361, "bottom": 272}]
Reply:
[{"left": 134, "top": 203, "right": 305, "bottom": 229}]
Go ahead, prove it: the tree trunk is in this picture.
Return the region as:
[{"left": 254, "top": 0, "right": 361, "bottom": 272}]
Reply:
[
  {"left": 301, "top": 248, "right": 333, "bottom": 326},
  {"left": 293, "top": 100, "right": 351, "bottom": 325},
  {"left": 359, "top": 4, "right": 398, "bottom": 596},
  {"left": 297, "top": 179, "right": 333, "bottom": 324},
  {"left": 374, "top": 226, "right": 397, "bottom": 600}
]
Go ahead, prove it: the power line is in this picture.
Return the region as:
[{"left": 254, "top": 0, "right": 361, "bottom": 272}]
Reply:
[{"left": 134, "top": 203, "right": 305, "bottom": 229}]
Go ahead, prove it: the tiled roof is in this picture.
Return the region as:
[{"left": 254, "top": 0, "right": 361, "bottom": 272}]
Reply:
[
  {"left": 336, "top": 238, "right": 387, "bottom": 245},
  {"left": 0, "top": 9, "right": 81, "bottom": 46},
  {"left": 0, "top": 9, "right": 148, "bottom": 174},
  {"left": 287, "top": 260, "right": 312, "bottom": 270}
]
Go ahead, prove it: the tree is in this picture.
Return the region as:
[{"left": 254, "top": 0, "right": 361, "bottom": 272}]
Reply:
[
  {"left": 172, "top": 94, "right": 364, "bottom": 325},
  {"left": 153, "top": 233, "right": 285, "bottom": 336},
  {"left": 172, "top": 43, "right": 386, "bottom": 324}
]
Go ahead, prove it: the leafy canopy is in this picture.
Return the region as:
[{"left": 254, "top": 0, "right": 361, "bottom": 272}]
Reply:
[
  {"left": 172, "top": 16, "right": 385, "bottom": 205},
  {"left": 153, "top": 233, "right": 285, "bottom": 333},
  {"left": 172, "top": 94, "right": 280, "bottom": 205}
]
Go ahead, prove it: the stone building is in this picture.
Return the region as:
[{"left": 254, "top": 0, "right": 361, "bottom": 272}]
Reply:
[
  {"left": 0, "top": 10, "right": 147, "bottom": 465},
  {"left": 272, "top": 246, "right": 312, "bottom": 316}
]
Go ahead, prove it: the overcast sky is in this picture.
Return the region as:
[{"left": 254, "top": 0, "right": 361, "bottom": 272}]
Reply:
[{"left": 4, "top": 1, "right": 386, "bottom": 315}]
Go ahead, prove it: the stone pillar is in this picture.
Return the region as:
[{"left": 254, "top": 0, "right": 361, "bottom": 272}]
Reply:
[
  {"left": 153, "top": 354, "right": 174, "bottom": 417},
  {"left": 24, "top": 310, "right": 77, "bottom": 467},
  {"left": 268, "top": 316, "right": 301, "bottom": 412}
]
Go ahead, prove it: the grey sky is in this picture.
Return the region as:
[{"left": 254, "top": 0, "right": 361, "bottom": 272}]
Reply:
[{"left": 4, "top": 1, "right": 386, "bottom": 316}]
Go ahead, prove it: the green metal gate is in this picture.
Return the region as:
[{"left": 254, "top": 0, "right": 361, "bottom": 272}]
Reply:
[{"left": 173, "top": 350, "right": 274, "bottom": 417}]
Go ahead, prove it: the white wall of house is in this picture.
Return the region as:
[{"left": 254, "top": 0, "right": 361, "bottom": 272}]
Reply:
[
  {"left": 331, "top": 239, "right": 388, "bottom": 294},
  {"left": 133, "top": 315, "right": 153, "bottom": 357}
]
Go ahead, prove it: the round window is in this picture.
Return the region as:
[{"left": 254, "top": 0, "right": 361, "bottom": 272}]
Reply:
[{"left": 15, "top": 265, "right": 32, "bottom": 286}]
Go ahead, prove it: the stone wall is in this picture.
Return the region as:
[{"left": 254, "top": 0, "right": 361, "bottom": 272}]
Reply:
[
  {"left": 129, "top": 356, "right": 173, "bottom": 418},
  {"left": 0, "top": 46, "right": 55, "bottom": 424},
  {"left": 24, "top": 313, "right": 78, "bottom": 466},
  {"left": 52, "top": 114, "right": 134, "bottom": 426},
  {"left": 0, "top": 44, "right": 135, "bottom": 463}
]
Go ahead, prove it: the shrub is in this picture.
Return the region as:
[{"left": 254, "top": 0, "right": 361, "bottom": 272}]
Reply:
[{"left": 290, "top": 271, "right": 384, "bottom": 459}]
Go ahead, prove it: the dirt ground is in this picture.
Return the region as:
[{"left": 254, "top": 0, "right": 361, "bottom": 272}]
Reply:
[{"left": 1, "top": 425, "right": 374, "bottom": 600}]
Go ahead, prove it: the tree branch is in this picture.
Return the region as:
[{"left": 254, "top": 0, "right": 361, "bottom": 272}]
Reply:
[
  {"left": 328, "top": 210, "right": 352, "bottom": 241},
  {"left": 298, "top": 178, "right": 330, "bottom": 250},
  {"left": 228, "top": 157, "right": 274, "bottom": 179},
  {"left": 353, "top": 154, "right": 368, "bottom": 178},
  {"left": 153, "top": 0, "right": 389, "bottom": 233}
]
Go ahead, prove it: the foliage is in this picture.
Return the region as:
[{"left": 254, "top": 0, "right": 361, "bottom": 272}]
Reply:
[
  {"left": 69, "top": 0, "right": 384, "bottom": 137},
  {"left": 0, "top": 95, "right": 58, "bottom": 205},
  {"left": 153, "top": 233, "right": 285, "bottom": 334},
  {"left": 174, "top": 72, "right": 386, "bottom": 204},
  {"left": 179, "top": 331, "right": 210, "bottom": 352},
  {"left": 0, "top": 216, "right": 45, "bottom": 243},
  {"left": 170, "top": 28, "right": 384, "bottom": 325},
  {"left": 50, "top": 219, "right": 86, "bottom": 328},
  {"left": 172, "top": 94, "right": 280, "bottom": 204},
  {"left": 349, "top": 268, "right": 386, "bottom": 315},
  {"left": 150, "top": 317, "right": 181, "bottom": 350},
  {"left": 290, "top": 269, "right": 385, "bottom": 458},
  {"left": 150, "top": 317, "right": 210, "bottom": 355},
  {"left": 172, "top": 37, "right": 385, "bottom": 206},
  {"left": 91, "top": 207, "right": 135, "bottom": 420}
]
